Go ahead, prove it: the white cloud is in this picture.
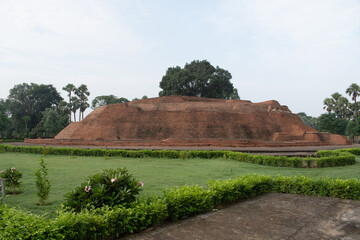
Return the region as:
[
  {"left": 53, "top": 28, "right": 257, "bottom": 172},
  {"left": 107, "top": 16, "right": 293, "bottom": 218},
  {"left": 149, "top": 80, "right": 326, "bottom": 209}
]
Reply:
[
  {"left": 204, "top": 0, "right": 360, "bottom": 116},
  {"left": 207, "top": 0, "right": 360, "bottom": 62},
  {"left": 0, "top": 0, "right": 143, "bottom": 57}
]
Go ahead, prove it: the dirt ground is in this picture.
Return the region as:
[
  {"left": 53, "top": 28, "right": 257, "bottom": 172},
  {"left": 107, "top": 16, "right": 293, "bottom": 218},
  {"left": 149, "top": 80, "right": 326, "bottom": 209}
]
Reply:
[{"left": 123, "top": 193, "right": 360, "bottom": 240}]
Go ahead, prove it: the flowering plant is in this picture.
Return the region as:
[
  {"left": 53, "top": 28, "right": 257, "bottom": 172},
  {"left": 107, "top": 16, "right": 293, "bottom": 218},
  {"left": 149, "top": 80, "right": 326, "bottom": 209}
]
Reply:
[
  {"left": 85, "top": 185, "right": 91, "bottom": 192},
  {"left": 0, "top": 167, "right": 23, "bottom": 194},
  {"left": 64, "top": 167, "right": 142, "bottom": 212}
]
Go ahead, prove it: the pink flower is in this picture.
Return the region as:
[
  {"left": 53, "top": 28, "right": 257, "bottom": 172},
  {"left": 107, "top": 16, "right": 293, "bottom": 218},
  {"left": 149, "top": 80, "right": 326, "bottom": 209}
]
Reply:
[
  {"left": 85, "top": 185, "right": 91, "bottom": 192},
  {"left": 0, "top": 170, "right": 3, "bottom": 174},
  {"left": 11, "top": 167, "right": 15, "bottom": 171},
  {"left": 139, "top": 181, "right": 144, "bottom": 187},
  {"left": 111, "top": 177, "right": 117, "bottom": 183}
]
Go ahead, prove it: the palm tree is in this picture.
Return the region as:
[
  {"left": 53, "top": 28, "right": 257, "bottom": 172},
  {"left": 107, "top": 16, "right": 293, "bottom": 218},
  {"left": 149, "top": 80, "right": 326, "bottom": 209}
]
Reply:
[
  {"left": 70, "top": 96, "right": 80, "bottom": 122},
  {"left": 75, "top": 85, "right": 90, "bottom": 121},
  {"left": 323, "top": 98, "right": 335, "bottom": 113},
  {"left": 324, "top": 92, "right": 351, "bottom": 119},
  {"left": 346, "top": 83, "right": 360, "bottom": 121},
  {"left": 62, "top": 84, "right": 76, "bottom": 122}
]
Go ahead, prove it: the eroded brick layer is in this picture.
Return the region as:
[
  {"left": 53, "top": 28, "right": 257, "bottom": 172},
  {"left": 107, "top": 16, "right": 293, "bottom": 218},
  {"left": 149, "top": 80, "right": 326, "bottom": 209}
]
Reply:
[{"left": 27, "top": 96, "right": 351, "bottom": 147}]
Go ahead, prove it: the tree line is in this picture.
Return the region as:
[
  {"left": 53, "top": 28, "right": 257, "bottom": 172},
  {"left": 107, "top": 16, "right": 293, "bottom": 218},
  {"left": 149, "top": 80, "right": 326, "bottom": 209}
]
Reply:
[
  {"left": 298, "top": 83, "right": 360, "bottom": 138},
  {"left": 0, "top": 83, "right": 91, "bottom": 139},
  {"left": 0, "top": 83, "right": 150, "bottom": 139}
]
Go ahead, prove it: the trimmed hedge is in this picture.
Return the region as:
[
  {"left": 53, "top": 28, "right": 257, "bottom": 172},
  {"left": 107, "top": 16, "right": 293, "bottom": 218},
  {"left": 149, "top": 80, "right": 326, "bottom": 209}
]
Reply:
[
  {"left": 0, "top": 197, "right": 168, "bottom": 240},
  {"left": 163, "top": 185, "right": 214, "bottom": 221},
  {"left": 1, "top": 175, "right": 360, "bottom": 239},
  {"left": 0, "top": 145, "right": 357, "bottom": 168}
]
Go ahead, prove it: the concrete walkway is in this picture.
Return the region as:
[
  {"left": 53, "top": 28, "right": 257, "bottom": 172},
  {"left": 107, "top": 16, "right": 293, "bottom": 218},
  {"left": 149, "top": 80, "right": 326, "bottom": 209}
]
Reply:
[{"left": 123, "top": 193, "right": 360, "bottom": 240}]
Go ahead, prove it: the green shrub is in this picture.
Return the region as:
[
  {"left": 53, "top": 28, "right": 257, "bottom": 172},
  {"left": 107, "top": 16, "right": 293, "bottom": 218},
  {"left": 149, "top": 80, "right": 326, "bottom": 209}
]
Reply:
[
  {"left": 0, "top": 145, "right": 357, "bottom": 168},
  {"left": 271, "top": 175, "right": 360, "bottom": 200},
  {"left": 0, "top": 167, "right": 23, "bottom": 194},
  {"left": 0, "top": 205, "right": 61, "bottom": 240},
  {"left": 63, "top": 168, "right": 143, "bottom": 212},
  {"left": 163, "top": 185, "right": 214, "bottom": 221},
  {"left": 35, "top": 158, "right": 51, "bottom": 205},
  {"left": 0, "top": 198, "right": 168, "bottom": 240},
  {"left": 208, "top": 175, "right": 273, "bottom": 206}
]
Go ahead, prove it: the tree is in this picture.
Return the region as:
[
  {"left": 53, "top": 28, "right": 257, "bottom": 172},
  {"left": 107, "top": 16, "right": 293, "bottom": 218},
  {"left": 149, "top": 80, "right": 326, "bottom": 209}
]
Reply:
[
  {"left": 318, "top": 113, "right": 348, "bottom": 135},
  {"left": 91, "top": 95, "right": 129, "bottom": 109},
  {"left": 0, "top": 100, "right": 11, "bottom": 138},
  {"left": 6, "top": 83, "right": 62, "bottom": 134},
  {"left": 70, "top": 96, "right": 80, "bottom": 122},
  {"left": 297, "top": 112, "right": 319, "bottom": 130},
  {"left": 346, "top": 83, "right": 360, "bottom": 121},
  {"left": 345, "top": 119, "right": 360, "bottom": 139},
  {"left": 75, "top": 84, "right": 90, "bottom": 121},
  {"left": 62, "top": 84, "right": 76, "bottom": 122},
  {"left": 159, "top": 60, "right": 239, "bottom": 99},
  {"left": 323, "top": 97, "right": 335, "bottom": 113},
  {"left": 323, "top": 92, "right": 351, "bottom": 119},
  {"left": 31, "top": 106, "right": 69, "bottom": 138},
  {"left": 230, "top": 89, "right": 240, "bottom": 100},
  {"left": 132, "top": 96, "right": 148, "bottom": 101}
]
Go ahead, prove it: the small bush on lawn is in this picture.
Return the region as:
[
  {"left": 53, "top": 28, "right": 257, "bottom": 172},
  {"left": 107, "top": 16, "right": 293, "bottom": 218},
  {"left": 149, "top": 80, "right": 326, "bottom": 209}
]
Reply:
[
  {"left": 63, "top": 168, "right": 143, "bottom": 212},
  {"left": 0, "top": 167, "right": 23, "bottom": 194},
  {"left": 35, "top": 158, "right": 51, "bottom": 205},
  {"left": 163, "top": 185, "right": 214, "bottom": 221}
]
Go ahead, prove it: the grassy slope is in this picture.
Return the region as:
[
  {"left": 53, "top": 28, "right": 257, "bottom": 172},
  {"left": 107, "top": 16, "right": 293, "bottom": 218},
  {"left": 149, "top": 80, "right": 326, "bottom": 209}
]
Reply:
[{"left": 0, "top": 152, "right": 359, "bottom": 215}]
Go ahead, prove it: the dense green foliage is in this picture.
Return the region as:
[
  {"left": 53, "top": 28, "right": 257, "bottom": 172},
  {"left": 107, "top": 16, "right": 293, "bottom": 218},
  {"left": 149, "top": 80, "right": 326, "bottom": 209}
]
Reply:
[
  {"left": 315, "top": 83, "right": 360, "bottom": 137},
  {"left": 91, "top": 95, "right": 129, "bottom": 109},
  {"left": 0, "top": 83, "right": 93, "bottom": 139},
  {"left": 318, "top": 113, "right": 348, "bottom": 135},
  {"left": 0, "top": 145, "right": 356, "bottom": 168},
  {"left": 0, "top": 100, "right": 11, "bottom": 139},
  {"left": 64, "top": 168, "right": 142, "bottom": 212},
  {"left": 297, "top": 112, "right": 319, "bottom": 130},
  {"left": 31, "top": 105, "right": 69, "bottom": 138},
  {"left": 159, "top": 60, "right": 240, "bottom": 99},
  {"left": 163, "top": 185, "right": 214, "bottom": 221},
  {"left": 1, "top": 174, "right": 359, "bottom": 239},
  {"left": 0, "top": 167, "right": 23, "bottom": 194},
  {"left": 298, "top": 83, "right": 360, "bottom": 138},
  {"left": 5, "top": 83, "right": 63, "bottom": 135}
]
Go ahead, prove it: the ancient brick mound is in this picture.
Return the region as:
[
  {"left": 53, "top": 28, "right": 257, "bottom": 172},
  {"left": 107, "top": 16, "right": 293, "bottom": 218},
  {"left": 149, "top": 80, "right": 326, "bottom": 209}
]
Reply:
[{"left": 27, "top": 96, "right": 350, "bottom": 147}]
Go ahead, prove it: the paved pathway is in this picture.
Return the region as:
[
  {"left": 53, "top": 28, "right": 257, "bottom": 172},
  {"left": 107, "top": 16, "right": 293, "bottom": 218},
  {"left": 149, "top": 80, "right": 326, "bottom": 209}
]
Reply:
[{"left": 123, "top": 193, "right": 360, "bottom": 240}]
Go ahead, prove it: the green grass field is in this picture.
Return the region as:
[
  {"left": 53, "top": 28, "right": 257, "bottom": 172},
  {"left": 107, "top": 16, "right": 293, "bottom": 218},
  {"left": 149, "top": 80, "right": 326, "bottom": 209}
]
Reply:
[{"left": 1, "top": 152, "right": 359, "bottom": 215}]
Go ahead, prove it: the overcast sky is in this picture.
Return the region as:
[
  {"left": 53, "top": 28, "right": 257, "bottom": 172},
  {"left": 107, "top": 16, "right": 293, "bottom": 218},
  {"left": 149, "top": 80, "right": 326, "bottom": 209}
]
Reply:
[{"left": 0, "top": 0, "right": 359, "bottom": 117}]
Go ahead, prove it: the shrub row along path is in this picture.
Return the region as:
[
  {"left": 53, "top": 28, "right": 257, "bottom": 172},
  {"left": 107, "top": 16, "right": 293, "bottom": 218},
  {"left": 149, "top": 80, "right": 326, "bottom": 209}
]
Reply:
[
  {"left": 123, "top": 193, "right": 360, "bottom": 240},
  {"left": 5, "top": 142, "right": 360, "bottom": 156}
]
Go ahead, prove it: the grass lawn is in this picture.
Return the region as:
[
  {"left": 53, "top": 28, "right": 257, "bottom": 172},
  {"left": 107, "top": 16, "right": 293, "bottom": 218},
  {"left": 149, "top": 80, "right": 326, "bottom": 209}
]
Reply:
[{"left": 0, "top": 152, "right": 359, "bottom": 215}]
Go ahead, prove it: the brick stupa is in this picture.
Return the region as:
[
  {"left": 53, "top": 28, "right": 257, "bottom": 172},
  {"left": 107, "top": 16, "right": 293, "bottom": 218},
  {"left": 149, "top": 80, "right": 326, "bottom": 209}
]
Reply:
[{"left": 27, "top": 96, "right": 350, "bottom": 147}]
